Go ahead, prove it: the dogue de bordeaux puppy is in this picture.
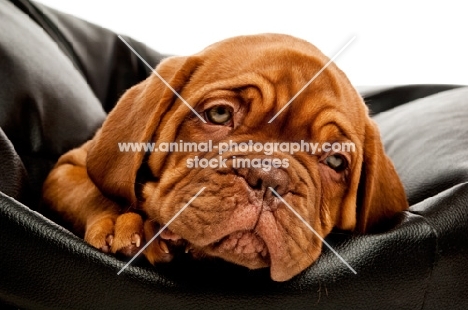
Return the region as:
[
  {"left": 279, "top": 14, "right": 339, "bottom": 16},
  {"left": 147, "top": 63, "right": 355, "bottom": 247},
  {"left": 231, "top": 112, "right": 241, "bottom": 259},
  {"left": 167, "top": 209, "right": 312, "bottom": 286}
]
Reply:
[{"left": 42, "top": 33, "right": 408, "bottom": 282}]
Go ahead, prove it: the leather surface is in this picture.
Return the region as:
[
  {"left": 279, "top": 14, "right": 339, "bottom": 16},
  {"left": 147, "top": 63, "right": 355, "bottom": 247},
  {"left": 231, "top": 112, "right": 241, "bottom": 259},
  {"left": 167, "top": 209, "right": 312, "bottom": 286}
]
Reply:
[
  {"left": 358, "top": 84, "right": 464, "bottom": 114},
  {"left": 1, "top": 0, "right": 467, "bottom": 308},
  {"left": 374, "top": 87, "right": 468, "bottom": 206}
]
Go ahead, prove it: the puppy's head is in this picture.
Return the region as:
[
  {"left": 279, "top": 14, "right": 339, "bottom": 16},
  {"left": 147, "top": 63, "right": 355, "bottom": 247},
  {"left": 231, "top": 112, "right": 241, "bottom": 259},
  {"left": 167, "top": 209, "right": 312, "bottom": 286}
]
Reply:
[{"left": 87, "top": 34, "right": 408, "bottom": 281}]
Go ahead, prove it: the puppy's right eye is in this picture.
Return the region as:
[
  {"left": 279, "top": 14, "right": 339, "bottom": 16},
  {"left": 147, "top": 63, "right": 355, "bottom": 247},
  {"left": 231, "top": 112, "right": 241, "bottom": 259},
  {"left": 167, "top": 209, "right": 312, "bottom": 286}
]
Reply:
[{"left": 205, "top": 106, "right": 233, "bottom": 125}]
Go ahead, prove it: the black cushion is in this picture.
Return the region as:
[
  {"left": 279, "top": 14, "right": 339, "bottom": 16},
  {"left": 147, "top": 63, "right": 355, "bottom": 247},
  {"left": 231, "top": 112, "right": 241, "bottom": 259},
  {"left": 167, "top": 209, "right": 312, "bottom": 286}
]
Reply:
[
  {"left": 373, "top": 87, "right": 468, "bottom": 205},
  {"left": 1, "top": 0, "right": 467, "bottom": 308},
  {"left": 372, "top": 86, "right": 468, "bottom": 308}
]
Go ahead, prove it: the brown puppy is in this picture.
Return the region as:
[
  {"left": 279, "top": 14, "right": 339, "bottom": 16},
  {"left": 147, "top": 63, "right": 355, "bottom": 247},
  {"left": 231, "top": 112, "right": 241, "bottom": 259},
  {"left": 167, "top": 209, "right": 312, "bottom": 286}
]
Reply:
[{"left": 42, "top": 34, "right": 408, "bottom": 282}]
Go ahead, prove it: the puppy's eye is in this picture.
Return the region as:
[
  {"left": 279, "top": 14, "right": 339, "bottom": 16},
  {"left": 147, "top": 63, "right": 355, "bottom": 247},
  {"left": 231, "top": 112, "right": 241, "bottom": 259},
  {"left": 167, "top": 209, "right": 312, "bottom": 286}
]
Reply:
[
  {"left": 205, "top": 106, "right": 233, "bottom": 125},
  {"left": 324, "top": 154, "right": 347, "bottom": 171}
]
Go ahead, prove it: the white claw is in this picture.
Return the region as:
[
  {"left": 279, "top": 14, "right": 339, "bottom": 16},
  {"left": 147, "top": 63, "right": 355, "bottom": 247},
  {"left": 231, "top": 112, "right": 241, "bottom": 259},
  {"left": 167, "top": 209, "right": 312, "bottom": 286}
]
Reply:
[
  {"left": 131, "top": 234, "right": 141, "bottom": 248},
  {"left": 159, "top": 240, "right": 170, "bottom": 254},
  {"left": 185, "top": 244, "right": 193, "bottom": 254}
]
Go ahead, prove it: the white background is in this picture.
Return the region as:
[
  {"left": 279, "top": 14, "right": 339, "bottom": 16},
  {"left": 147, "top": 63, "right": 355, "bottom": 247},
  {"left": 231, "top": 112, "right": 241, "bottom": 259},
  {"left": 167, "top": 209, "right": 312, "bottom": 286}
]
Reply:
[{"left": 37, "top": 0, "right": 467, "bottom": 86}]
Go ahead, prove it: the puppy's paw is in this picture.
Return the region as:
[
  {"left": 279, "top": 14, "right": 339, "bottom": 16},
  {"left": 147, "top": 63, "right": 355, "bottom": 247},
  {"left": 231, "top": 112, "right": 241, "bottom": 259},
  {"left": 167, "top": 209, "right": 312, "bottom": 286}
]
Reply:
[
  {"left": 85, "top": 212, "right": 175, "bottom": 263},
  {"left": 85, "top": 212, "right": 143, "bottom": 256},
  {"left": 143, "top": 220, "right": 174, "bottom": 264},
  {"left": 110, "top": 212, "right": 144, "bottom": 256},
  {"left": 84, "top": 216, "right": 115, "bottom": 253}
]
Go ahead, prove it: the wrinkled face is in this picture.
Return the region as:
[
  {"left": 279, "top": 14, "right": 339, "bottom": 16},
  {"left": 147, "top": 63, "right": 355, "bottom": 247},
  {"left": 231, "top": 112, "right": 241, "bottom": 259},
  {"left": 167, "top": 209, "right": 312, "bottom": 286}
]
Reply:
[{"left": 139, "top": 35, "right": 367, "bottom": 281}]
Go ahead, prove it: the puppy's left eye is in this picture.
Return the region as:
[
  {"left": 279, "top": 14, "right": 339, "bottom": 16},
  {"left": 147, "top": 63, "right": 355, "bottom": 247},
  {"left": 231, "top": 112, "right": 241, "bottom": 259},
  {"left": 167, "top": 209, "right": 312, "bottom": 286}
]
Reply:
[
  {"left": 324, "top": 154, "right": 347, "bottom": 171},
  {"left": 205, "top": 106, "right": 233, "bottom": 125}
]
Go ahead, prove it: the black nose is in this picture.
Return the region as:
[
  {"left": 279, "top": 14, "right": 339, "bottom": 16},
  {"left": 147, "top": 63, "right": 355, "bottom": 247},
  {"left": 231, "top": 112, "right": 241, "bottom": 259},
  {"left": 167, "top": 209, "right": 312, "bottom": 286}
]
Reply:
[{"left": 236, "top": 164, "right": 290, "bottom": 202}]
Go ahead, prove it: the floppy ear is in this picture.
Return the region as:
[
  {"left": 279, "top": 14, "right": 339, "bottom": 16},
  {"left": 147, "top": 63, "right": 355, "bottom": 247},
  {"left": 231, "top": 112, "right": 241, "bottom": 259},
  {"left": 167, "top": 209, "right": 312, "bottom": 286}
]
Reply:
[
  {"left": 355, "top": 118, "right": 409, "bottom": 232},
  {"left": 86, "top": 56, "right": 202, "bottom": 207}
]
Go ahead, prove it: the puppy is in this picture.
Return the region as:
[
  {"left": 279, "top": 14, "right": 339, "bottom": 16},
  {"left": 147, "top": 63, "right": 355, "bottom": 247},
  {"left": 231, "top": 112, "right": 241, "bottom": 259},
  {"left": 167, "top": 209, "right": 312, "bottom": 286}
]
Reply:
[{"left": 42, "top": 34, "right": 408, "bottom": 281}]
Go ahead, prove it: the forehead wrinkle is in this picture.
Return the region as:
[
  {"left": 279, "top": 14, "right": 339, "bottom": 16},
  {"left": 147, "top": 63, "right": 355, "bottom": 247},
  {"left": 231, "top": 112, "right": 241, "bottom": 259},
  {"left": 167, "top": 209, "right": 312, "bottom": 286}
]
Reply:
[
  {"left": 171, "top": 34, "right": 362, "bottom": 142},
  {"left": 198, "top": 35, "right": 328, "bottom": 73},
  {"left": 189, "top": 39, "right": 338, "bottom": 126},
  {"left": 270, "top": 69, "right": 346, "bottom": 127},
  {"left": 194, "top": 40, "right": 328, "bottom": 92},
  {"left": 309, "top": 107, "right": 360, "bottom": 142}
]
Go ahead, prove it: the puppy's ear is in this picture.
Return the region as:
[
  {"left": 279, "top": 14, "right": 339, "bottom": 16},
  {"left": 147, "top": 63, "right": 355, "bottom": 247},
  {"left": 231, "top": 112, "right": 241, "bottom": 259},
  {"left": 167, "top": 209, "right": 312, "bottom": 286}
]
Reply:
[
  {"left": 86, "top": 56, "right": 202, "bottom": 206},
  {"left": 355, "top": 118, "right": 408, "bottom": 232}
]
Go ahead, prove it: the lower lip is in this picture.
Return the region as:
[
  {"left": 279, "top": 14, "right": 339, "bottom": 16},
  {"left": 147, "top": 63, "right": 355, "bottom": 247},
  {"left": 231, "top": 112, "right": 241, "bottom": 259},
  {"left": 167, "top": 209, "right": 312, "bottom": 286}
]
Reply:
[{"left": 211, "top": 230, "right": 269, "bottom": 258}]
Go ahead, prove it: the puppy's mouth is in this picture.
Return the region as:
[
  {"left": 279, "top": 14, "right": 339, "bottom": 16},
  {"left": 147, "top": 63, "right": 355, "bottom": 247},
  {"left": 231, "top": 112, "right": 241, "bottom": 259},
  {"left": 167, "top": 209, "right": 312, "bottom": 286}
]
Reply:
[
  {"left": 207, "top": 230, "right": 270, "bottom": 265},
  {"left": 148, "top": 172, "right": 319, "bottom": 281},
  {"left": 159, "top": 228, "right": 270, "bottom": 267}
]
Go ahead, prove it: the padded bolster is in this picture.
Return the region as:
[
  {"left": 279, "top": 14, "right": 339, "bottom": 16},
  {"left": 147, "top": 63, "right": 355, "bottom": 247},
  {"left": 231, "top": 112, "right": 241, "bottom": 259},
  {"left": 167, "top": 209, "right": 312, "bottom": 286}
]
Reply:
[{"left": 374, "top": 87, "right": 468, "bottom": 205}]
